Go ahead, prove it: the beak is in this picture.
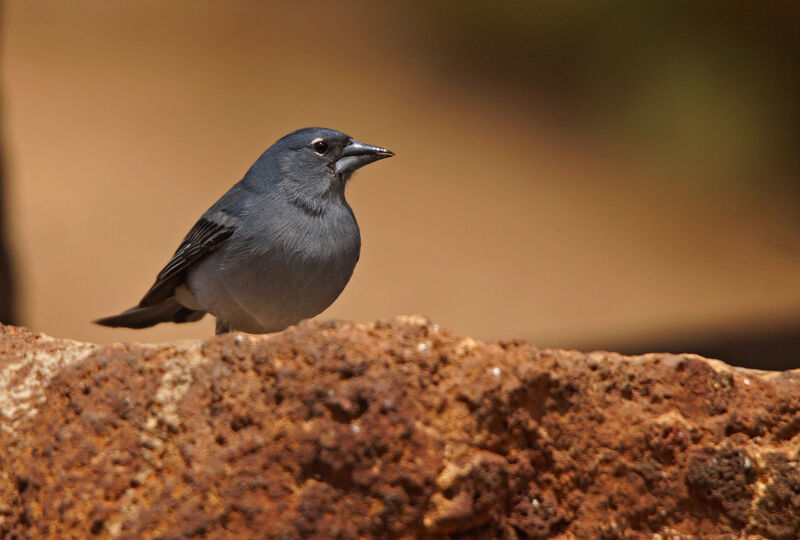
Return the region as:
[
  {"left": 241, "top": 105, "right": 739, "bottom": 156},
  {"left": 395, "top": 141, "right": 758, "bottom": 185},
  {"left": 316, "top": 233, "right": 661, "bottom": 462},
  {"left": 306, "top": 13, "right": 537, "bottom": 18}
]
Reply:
[{"left": 334, "top": 139, "right": 394, "bottom": 175}]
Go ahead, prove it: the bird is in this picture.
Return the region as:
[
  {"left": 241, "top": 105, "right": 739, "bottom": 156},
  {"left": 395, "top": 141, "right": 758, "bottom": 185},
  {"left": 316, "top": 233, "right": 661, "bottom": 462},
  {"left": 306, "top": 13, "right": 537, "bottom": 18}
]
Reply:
[{"left": 94, "top": 127, "right": 393, "bottom": 335}]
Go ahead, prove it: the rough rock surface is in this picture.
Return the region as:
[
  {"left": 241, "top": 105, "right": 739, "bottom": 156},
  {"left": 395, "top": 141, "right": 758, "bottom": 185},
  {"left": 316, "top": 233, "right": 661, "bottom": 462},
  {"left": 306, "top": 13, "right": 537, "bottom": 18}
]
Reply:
[{"left": 1, "top": 317, "right": 799, "bottom": 539}]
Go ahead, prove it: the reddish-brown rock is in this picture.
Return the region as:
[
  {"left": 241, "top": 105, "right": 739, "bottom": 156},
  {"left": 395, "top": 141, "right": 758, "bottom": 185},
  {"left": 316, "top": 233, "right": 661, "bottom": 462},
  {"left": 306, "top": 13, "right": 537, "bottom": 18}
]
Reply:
[{"left": 1, "top": 317, "right": 799, "bottom": 539}]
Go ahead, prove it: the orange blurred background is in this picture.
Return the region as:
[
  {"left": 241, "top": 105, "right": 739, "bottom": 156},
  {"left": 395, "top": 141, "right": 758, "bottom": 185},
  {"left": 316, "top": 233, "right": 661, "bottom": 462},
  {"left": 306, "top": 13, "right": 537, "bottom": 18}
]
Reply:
[{"left": 2, "top": 1, "right": 799, "bottom": 367}]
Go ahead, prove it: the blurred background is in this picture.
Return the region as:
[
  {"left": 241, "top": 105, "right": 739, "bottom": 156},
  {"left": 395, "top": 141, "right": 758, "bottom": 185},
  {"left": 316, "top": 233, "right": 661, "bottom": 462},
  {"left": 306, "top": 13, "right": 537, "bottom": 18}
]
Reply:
[{"left": 1, "top": 1, "right": 798, "bottom": 368}]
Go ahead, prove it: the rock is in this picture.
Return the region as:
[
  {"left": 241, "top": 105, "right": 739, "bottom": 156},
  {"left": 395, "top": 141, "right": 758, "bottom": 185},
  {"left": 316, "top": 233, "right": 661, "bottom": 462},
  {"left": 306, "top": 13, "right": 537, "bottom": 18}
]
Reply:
[{"left": 1, "top": 317, "right": 799, "bottom": 539}]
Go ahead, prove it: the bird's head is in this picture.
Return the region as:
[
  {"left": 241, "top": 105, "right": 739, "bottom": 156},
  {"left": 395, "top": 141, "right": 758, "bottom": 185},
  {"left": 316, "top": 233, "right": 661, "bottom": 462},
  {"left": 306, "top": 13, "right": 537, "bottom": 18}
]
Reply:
[{"left": 246, "top": 127, "right": 393, "bottom": 213}]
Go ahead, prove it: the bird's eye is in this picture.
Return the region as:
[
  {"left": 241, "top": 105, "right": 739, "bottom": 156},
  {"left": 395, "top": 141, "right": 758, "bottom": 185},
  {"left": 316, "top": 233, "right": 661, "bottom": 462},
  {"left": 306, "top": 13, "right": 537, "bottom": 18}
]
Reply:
[{"left": 312, "top": 140, "right": 329, "bottom": 154}]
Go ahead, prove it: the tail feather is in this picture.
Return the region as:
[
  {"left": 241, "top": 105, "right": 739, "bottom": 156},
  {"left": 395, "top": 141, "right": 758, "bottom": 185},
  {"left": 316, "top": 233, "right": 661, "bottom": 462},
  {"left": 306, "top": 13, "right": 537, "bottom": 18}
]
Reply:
[{"left": 94, "top": 298, "right": 205, "bottom": 329}]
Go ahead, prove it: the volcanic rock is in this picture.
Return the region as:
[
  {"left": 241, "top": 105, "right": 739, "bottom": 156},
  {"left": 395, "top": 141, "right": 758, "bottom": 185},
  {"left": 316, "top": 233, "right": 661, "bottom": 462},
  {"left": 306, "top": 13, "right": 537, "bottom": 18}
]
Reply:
[{"left": 1, "top": 317, "right": 798, "bottom": 539}]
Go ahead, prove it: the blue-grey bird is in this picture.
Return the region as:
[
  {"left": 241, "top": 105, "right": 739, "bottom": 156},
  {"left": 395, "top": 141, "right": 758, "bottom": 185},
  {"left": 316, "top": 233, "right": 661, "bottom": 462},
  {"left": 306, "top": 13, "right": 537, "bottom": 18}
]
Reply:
[{"left": 94, "top": 127, "right": 393, "bottom": 334}]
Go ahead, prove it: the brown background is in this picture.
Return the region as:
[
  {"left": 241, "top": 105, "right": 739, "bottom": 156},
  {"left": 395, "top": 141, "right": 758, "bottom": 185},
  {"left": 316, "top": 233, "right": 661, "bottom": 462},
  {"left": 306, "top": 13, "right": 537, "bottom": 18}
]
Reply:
[{"left": 3, "top": 2, "right": 799, "bottom": 366}]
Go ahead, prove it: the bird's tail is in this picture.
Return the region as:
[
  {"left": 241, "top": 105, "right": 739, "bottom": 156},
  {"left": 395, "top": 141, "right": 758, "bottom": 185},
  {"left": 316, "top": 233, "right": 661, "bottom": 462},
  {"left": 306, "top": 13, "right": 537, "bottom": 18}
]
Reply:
[{"left": 93, "top": 298, "right": 206, "bottom": 329}]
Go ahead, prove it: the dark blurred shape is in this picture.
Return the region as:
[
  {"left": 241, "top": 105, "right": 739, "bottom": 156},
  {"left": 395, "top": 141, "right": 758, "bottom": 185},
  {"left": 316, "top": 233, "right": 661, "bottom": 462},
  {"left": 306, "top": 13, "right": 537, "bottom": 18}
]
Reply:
[
  {"left": 608, "top": 316, "right": 800, "bottom": 371},
  {"left": 0, "top": 0, "right": 17, "bottom": 325},
  {"left": 0, "top": 168, "right": 15, "bottom": 326},
  {"left": 419, "top": 1, "right": 800, "bottom": 206}
]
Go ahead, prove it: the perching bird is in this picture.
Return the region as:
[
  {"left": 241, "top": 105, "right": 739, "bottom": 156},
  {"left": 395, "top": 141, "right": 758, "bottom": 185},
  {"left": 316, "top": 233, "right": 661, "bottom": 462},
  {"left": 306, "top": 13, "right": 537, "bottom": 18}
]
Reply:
[{"left": 94, "top": 127, "right": 393, "bottom": 334}]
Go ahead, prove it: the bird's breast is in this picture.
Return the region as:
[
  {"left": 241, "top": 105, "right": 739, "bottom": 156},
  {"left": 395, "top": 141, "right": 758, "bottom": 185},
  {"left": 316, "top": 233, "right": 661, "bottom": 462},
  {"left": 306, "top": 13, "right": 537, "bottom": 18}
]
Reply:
[{"left": 208, "top": 205, "right": 361, "bottom": 332}]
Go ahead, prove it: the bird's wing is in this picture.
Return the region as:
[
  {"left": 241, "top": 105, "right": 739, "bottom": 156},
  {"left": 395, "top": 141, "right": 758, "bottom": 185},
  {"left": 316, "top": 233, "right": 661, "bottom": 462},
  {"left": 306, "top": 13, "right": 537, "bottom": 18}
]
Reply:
[{"left": 138, "top": 209, "right": 238, "bottom": 306}]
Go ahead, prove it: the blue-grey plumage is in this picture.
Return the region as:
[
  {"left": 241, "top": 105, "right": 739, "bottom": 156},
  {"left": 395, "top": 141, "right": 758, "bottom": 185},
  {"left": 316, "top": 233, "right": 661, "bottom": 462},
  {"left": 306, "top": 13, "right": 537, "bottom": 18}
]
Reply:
[{"left": 94, "top": 127, "right": 393, "bottom": 334}]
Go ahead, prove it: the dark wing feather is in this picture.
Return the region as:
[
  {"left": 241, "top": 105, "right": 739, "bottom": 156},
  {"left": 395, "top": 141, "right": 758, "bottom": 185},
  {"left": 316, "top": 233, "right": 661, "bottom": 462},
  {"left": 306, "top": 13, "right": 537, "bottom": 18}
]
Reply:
[{"left": 138, "top": 210, "right": 237, "bottom": 306}]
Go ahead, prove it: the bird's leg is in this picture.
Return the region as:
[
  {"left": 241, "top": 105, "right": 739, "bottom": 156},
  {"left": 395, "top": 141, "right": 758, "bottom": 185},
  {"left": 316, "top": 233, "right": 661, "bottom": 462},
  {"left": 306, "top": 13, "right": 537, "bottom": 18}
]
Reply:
[{"left": 215, "top": 318, "right": 232, "bottom": 335}]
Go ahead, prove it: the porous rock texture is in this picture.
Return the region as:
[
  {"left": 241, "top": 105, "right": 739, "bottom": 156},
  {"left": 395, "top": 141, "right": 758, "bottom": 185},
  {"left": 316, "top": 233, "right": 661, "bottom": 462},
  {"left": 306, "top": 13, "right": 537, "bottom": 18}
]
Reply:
[{"left": 0, "top": 317, "right": 799, "bottom": 539}]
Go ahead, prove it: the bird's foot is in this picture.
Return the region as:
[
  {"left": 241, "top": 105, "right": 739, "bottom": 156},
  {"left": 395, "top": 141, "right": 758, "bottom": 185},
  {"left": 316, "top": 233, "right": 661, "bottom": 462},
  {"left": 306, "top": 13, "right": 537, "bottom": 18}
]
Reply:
[{"left": 215, "top": 319, "right": 232, "bottom": 335}]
